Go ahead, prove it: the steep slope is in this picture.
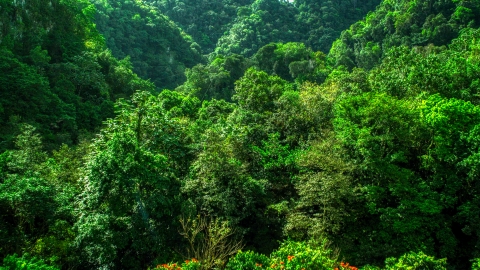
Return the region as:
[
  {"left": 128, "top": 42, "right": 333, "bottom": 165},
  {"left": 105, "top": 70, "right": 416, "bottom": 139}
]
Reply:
[
  {"left": 92, "top": 0, "right": 204, "bottom": 89},
  {"left": 0, "top": 0, "right": 153, "bottom": 150},
  {"left": 215, "top": 0, "right": 381, "bottom": 57},
  {"left": 214, "top": 0, "right": 301, "bottom": 57},
  {"left": 155, "top": 0, "right": 255, "bottom": 53},
  {"left": 295, "top": 0, "right": 381, "bottom": 54},
  {"left": 329, "top": 0, "right": 480, "bottom": 69}
]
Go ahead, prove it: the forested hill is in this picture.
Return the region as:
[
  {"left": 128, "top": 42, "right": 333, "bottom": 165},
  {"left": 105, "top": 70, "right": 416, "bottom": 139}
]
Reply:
[
  {"left": 155, "top": 0, "right": 255, "bottom": 53},
  {"left": 214, "top": 0, "right": 381, "bottom": 57},
  {"left": 89, "top": 0, "right": 384, "bottom": 90},
  {"left": 330, "top": 0, "right": 480, "bottom": 69},
  {"left": 2, "top": 0, "right": 480, "bottom": 269},
  {"left": 0, "top": 0, "right": 154, "bottom": 151},
  {"left": 91, "top": 0, "right": 204, "bottom": 89}
]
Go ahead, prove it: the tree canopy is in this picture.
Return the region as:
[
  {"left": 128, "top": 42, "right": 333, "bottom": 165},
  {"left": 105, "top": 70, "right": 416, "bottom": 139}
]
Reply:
[{"left": 3, "top": 0, "right": 480, "bottom": 269}]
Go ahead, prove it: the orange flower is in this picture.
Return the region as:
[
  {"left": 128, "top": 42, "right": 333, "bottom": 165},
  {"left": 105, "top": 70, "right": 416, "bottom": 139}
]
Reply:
[
  {"left": 280, "top": 261, "right": 284, "bottom": 265},
  {"left": 256, "top": 262, "right": 263, "bottom": 267},
  {"left": 185, "top": 260, "right": 190, "bottom": 264},
  {"left": 191, "top": 258, "right": 198, "bottom": 263},
  {"left": 287, "top": 255, "right": 294, "bottom": 261}
]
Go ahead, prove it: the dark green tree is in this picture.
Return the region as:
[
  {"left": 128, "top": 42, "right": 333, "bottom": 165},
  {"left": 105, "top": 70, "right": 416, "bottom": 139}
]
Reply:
[{"left": 74, "top": 92, "right": 192, "bottom": 268}]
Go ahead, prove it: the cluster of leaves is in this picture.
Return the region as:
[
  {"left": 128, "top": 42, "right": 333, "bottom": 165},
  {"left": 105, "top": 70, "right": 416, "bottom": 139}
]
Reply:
[{"left": 0, "top": 253, "right": 59, "bottom": 270}]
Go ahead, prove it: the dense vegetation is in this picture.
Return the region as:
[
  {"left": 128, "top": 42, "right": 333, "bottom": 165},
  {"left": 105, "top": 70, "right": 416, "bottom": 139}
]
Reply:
[
  {"left": 154, "top": 0, "right": 254, "bottom": 53},
  {"left": 214, "top": 0, "right": 382, "bottom": 57},
  {"left": 91, "top": 0, "right": 204, "bottom": 89},
  {"left": 2, "top": 0, "right": 480, "bottom": 269}
]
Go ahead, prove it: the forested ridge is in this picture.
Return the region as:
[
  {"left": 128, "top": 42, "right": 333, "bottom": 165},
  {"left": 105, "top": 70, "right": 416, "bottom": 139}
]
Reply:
[{"left": 1, "top": 0, "right": 480, "bottom": 269}]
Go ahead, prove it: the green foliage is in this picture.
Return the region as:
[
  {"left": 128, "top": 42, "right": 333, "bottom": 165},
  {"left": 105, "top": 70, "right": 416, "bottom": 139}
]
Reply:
[
  {"left": 182, "top": 129, "right": 267, "bottom": 225},
  {"left": 74, "top": 91, "right": 191, "bottom": 269},
  {"left": 472, "top": 258, "right": 480, "bottom": 270},
  {"left": 92, "top": 0, "right": 204, "bottom": 89},
  {"left": 254, "top": 42, "right": 330, "bottom": 83},
  {"left": 233, "top": 68, "right": 292, "bottom": 112},
  {"left": 385, "top": 251, "right": 447, "bottom": 270},
  {"left": 157, "top": 90, "right": 201, "bottom": 118},
  {"left": 215, "top": 0, "right": 301, "bottom": 57},
  {"left": 156, "top": 260, "right": 202, "bottom": 270},
  {"left": 0, "top": 254, "right": 59, "bottom": 270},
  {"left": 225, "top": 251, "right": 269, "bottom": 269},
  {"left": 156, "top": 0, "right": 254, "bottom": 53},
  {"left": 285, "top": 134, "right": 354, "bottom": 240},
  {"left": 180, "top": 261, "right": 202, "bottom": 270},
  {"left": 215, "top": 0, "right": 380, "bottom": 58},
  {"left": 270, "top": 240, "right": 337, "bottom": 270},
  {"left": 178, "top": 54, "right": 251, "bottom": 101},
  {"left": 178, "top": 215, "right": 244, "bottom": 269},
  {"left": 0, "top": 126, "right": 55, "bottom": 257},
  {"left": 329, "top": 0, "right": 480, "bottom": 70},
  {"left": 226, "top": 240, "right": 337, "bottom": 270},
  {"left": 0, "top": 48, "right": 62, "bottom": 149},
  {"left": 5, "top": 0, "right": 480, "bottom": 268},
  {"left": 0, "top": 0, "right": 155, "bottom": 149}
]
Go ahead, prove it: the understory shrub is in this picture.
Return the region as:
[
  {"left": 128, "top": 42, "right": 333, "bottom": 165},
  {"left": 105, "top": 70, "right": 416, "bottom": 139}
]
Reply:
[
  {"left": 0, "top": 254, "right": 59, "bottom": 270},
  {"left": 384, "top": 251, "right": 447, "bottom": 270}
]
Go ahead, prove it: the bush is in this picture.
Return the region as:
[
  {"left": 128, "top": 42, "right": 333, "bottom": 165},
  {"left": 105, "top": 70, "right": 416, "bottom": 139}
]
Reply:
[
  {"left": 385, "top": 251, "right": 447, "bottom": 270},
  {"left": 472, "top": 258, "right": 480, "bottom": 270},
  {"left": 226, "top": 240, "right": 337, "bottom": 270},
  {"left": 0, "top": 254, "right": 59, "bottom": 270},
  {"left": 269, "top": 240, "right": 337, "bottom": 270},
  {"left": 225, "top": 251, "right": 269, "bottom": 269},
  {"left": 358, "top": 265, "right": 381, "bottom": 270},
  {"left": 155, "top": 259, "right": 201, "bottom": 270}
]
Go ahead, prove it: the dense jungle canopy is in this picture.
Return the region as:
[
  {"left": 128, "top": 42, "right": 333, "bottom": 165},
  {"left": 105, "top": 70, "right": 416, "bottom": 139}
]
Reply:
[{"left": 1, "top": 0, "right": 480, "bottom": 269}]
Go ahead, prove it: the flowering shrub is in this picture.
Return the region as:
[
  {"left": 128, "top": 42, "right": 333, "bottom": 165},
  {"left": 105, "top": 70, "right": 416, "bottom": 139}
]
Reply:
[
  {"left": 155, "top": 246, "right": 451, "bottom": 270},
  {"left": 269, "top": 240, "right": 337, "bottom": 270},
  {"left": 226, "top": 240, "right": 338, "bottom": 269},
  {"left": 155, "top": 258, "right": 201, "bottom": 270},
  {"left": 335, "top": 261, "right": 358, "bottom": 270}
]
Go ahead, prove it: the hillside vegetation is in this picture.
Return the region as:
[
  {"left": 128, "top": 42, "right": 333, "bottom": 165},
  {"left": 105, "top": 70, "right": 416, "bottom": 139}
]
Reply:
[{"left": 1, "top": 0, "right": 480, "bottom": 269}]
